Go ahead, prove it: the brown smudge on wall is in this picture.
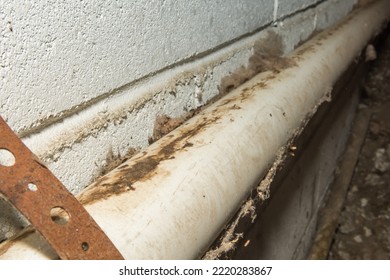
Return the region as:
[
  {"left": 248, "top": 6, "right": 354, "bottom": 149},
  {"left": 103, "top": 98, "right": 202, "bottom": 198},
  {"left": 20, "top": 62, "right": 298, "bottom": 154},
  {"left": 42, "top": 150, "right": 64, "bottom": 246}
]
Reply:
[{"left": 219, "top": 31, "right": 296, "bottom": 97}]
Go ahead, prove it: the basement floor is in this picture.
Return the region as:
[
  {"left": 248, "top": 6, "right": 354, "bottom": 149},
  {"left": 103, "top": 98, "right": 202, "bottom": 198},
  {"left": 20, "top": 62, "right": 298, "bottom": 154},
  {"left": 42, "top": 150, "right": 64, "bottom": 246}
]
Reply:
[{"left": 328, "top": 32, "right": 390, "bottom": 259}]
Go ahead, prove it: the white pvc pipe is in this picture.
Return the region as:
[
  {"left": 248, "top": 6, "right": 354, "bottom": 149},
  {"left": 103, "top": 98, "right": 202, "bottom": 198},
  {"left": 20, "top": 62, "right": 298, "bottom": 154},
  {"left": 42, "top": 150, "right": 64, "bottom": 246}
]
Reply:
[{"left": 1, "top": 0, "right": 389, "bottom": 259}]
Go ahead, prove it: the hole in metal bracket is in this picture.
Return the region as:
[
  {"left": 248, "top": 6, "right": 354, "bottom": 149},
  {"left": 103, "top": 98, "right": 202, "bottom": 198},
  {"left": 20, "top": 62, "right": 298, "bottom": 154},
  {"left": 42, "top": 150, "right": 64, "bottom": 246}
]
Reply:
[
  {"left": 27, "top": 183, "right": 38, "bottom": 192},
  {"left": 50, "top": 207, "right": 70, "bottom": 225},
  {"left": 0, "top": 148, "right": 16, "bottom": 166},
  {"left": 81, "top": 242, "right": 89, "bottom": 252}
]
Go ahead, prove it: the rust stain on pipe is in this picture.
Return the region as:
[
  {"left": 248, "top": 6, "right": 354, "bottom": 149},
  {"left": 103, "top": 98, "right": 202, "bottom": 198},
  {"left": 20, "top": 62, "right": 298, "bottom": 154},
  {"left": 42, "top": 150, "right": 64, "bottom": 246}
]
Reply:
[{"left": 78, "top": 114, "right": 222, "bottom": 205}]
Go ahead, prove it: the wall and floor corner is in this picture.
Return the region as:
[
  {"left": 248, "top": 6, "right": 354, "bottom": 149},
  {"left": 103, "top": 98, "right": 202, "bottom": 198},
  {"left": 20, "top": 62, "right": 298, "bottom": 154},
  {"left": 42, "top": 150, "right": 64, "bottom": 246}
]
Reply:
[{"left": 1, "top": 0, "right": 388, "bottom": 259}]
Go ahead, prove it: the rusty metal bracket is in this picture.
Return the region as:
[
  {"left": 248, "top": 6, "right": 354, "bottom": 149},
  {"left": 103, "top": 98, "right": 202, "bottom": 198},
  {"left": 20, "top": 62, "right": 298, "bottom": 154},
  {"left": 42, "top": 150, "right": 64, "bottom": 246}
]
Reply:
[{"left": 0, "top": 116, "right": 124, "bottom": 259}]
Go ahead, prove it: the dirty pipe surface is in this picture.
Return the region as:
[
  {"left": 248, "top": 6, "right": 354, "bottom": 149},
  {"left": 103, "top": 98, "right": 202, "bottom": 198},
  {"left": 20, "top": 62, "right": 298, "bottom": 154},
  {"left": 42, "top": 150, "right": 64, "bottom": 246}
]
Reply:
[{"left": 1, "top": 0, "right": 389, "bottom": 259}]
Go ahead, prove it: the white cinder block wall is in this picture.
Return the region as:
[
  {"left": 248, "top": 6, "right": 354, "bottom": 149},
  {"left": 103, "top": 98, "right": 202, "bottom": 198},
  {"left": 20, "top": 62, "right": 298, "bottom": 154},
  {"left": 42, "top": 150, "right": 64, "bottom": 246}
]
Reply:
[{"left": 1, "top": 0, "right": 356, "bottom": 241}]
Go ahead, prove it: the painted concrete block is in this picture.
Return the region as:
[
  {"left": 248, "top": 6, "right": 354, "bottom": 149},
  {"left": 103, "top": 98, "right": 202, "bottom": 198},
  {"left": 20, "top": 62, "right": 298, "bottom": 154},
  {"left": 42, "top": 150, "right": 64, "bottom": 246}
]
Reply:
[
  {"left": 276, "top": 0, "right": 319, "bottom": 19},
  {"left": 0, "top": 0, "right": 273, "bottom": 134}
]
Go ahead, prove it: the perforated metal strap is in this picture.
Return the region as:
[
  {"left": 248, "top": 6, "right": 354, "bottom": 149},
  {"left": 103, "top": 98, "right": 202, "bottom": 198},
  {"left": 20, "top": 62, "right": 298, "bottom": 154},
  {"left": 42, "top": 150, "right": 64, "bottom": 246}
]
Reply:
[{"left": 0, "top": 116, "right": 124, "bottom": 260}]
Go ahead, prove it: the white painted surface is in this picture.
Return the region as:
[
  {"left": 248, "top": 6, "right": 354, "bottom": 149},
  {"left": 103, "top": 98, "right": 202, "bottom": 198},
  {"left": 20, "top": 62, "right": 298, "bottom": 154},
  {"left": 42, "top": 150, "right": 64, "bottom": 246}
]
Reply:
[
  {"left": 276, "top": 0, "right": 319, "bottom": 18},
  {"left": 1, "top": 0, "right": 273, "bottom": 133},
  {"left": 0, "top": 0, "right": 357, "bottom": 245},
  {"left": 1, "top": 0, "right": 387, "bottom": 259}
]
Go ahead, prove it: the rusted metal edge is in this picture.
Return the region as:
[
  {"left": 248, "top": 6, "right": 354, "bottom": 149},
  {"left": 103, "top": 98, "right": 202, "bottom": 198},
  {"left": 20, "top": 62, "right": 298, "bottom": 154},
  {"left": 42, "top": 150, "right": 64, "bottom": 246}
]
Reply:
[{"left": 0, "top": 116, "right": 124, "bottom": 260}]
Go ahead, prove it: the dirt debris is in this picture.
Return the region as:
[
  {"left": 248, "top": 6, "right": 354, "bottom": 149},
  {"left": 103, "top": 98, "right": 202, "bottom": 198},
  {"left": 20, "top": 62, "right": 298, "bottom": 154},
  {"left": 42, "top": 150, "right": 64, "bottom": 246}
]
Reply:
[
  {"left": 202, "top": 199, "right": 256, "bottom": 260},
  {"left": 202, "top": 146, "right": 288, "bottom": 260}
]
